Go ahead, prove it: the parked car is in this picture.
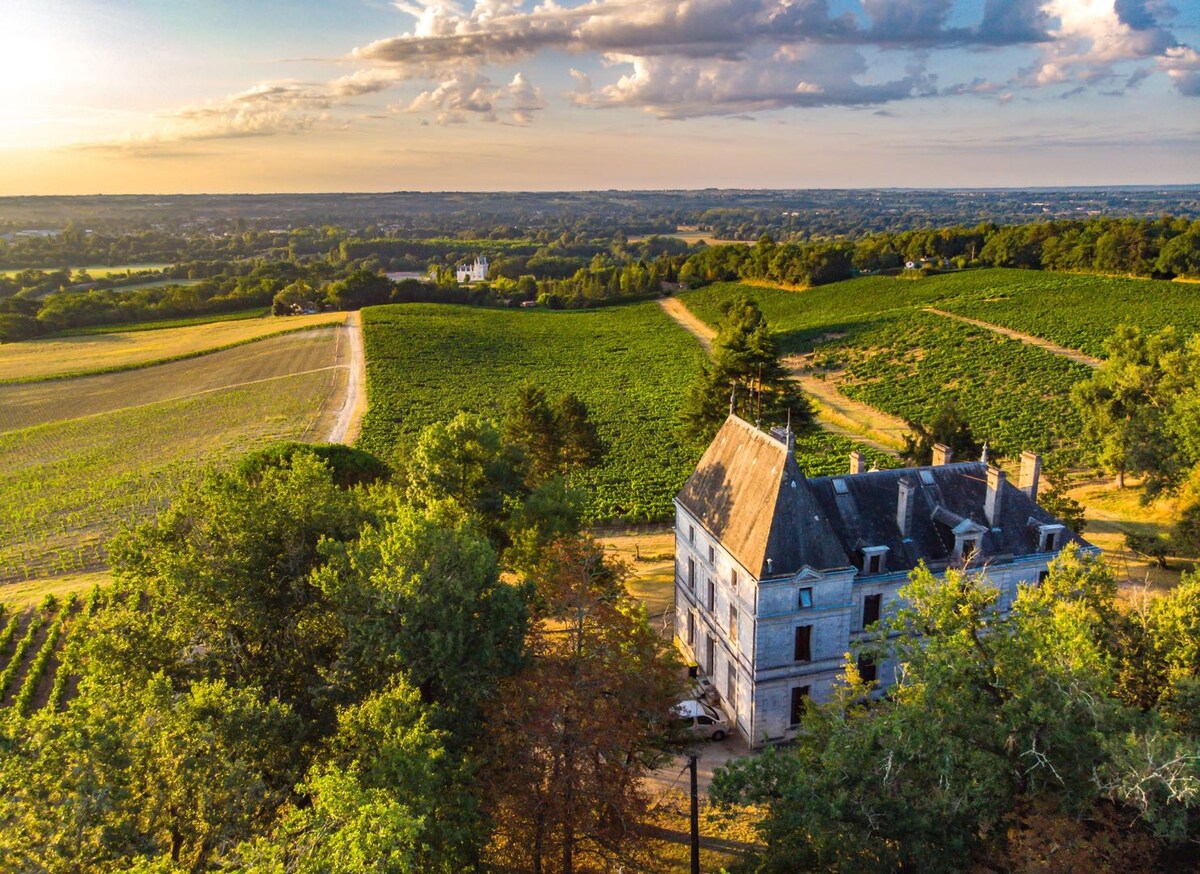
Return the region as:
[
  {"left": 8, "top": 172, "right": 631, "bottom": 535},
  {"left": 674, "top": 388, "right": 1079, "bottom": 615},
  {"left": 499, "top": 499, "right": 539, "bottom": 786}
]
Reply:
[{"left": 672, "top": 698, "right": 730, "bottom": 742}]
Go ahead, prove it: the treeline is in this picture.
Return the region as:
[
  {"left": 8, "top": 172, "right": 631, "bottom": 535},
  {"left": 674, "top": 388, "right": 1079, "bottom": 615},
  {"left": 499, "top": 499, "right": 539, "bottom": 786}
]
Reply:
[
  {"left": 680, "top": 216, "right": 1200, "bottom": 289},
  {"left": 0, "top": 261, "right": 348, "bottom": 342}
]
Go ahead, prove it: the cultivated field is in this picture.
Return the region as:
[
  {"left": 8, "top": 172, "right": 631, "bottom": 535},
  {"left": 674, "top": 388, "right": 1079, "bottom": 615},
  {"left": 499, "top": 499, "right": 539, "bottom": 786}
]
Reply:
[
  {"left": 681, "top": 276, "right": 1093, "bottom": 457},
  {"left": 0, "top": 263, "right": 170, "bottom": 278},
  {"left": 0, "top": 328, "right": 346, "bottom": 433},
  {"left": 0, "top": 324, "right": 352, "bottom": 587},
  {"left": 360, "top": 301, "right": 706, "bottom": 522},
  {"left": 0, "top": 311, "right": 346, "bottom": 382}
]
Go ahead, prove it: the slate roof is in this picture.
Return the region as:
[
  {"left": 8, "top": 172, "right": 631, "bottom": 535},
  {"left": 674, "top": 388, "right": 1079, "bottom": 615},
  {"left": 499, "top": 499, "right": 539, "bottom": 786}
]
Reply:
[
  {"left": 677, "top": 415, "right": 1091, "bottom": 580},
  {"left": 675, "top": 416, "right": 850, "bottom": 578},
  {"left": 806, "top": 462, "right": 1090, "bottom": 574}
]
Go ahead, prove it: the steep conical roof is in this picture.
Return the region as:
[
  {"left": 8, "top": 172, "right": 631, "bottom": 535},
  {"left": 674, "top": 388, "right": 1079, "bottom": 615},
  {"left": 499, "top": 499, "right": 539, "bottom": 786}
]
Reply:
[{"left": 676, "top": 415, "right": 850, "bottom": 578}]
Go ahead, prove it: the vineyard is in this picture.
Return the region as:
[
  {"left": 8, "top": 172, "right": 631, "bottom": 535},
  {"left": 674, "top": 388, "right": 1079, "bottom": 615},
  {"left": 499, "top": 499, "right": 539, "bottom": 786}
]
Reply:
[
  {"left": 926, "top": 269, "right": 1200, "bottom": 358},
  {"left": 0, "top": 588, "right": 104, "bottom": 718},
  {"left": 0, "top": 329, "right": 350, "bottom": 586},
  {"left": 359, "top": 302, "right": 707, "bottom": 522},
  {"left": 681, "top": 276, "right": 1094, "bottom": 458},
  {"left": 359, "top": 301, "right": 895, "bottom": 522}
]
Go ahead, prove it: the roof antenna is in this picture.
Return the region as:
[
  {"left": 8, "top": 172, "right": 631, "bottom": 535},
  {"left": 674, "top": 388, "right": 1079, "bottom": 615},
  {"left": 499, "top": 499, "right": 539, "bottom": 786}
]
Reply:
[{"left": 980, "top": 441, "right": 989, "bottom": 464}]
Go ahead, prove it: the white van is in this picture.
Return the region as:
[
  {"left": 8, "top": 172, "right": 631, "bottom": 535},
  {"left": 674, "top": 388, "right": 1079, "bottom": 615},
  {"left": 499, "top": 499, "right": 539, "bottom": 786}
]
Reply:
[{"left": 672, "top": 698, "right": 730, "bottom": 742}]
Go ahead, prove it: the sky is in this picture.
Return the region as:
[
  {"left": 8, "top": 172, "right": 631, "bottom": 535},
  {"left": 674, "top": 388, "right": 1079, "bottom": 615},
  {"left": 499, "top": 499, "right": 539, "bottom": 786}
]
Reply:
[{"left": 1, "top": 0, "right": 1198, "bottom": 194}]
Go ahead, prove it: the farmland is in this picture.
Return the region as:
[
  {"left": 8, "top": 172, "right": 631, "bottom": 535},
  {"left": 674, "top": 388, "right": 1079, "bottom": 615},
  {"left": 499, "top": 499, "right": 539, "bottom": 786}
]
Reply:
[
  {"left": 0, "top": 326, "right": 351, "bottom": 586},
  {"left": 681, "top": 274, "right": 1105, "bottom": 458},
  {"left": 0, "top": 310, "right": 345, "bottom": 382},
  {"left": 0, "top": 328, "right": 346, "bottom": 432},
  {"left": 360, "top": 302, "right": 706, "bottom": 522},
  {"left": 928, "top": 269, "right": 1200, "bottom": 358},
  {"left": 0, "top": 263, "right": 171, "bottom": 279}
]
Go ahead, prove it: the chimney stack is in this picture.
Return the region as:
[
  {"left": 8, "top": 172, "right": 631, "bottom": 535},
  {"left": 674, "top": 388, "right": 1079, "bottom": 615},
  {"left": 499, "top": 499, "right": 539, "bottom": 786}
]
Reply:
[
  {"left": 849, "top": 450, "right": 865, "bottom": 475},
  {"left": 932, "top": 443, "right": 953, "bottom": 466},
  {"left": 896, "top": 475, "right": 915, "bottom": 538},
  {"left": 985, "top": 466, "right": 1005, "bottom": 527},
  {"left": 1019, "top": 451, "right": 1042, "bottom": 501}
]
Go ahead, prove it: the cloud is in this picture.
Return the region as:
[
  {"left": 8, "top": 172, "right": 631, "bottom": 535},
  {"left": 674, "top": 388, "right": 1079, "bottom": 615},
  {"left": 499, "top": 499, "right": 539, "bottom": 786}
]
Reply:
[
  {"left": 1023, "top": 0, "right": 1187, "bottom": 93},
  {"left": 77, "top": 0, "right": 1200, "bottom": 152},
  {"left": 402, "top": 69, "right": 546, "bottom": 124}
]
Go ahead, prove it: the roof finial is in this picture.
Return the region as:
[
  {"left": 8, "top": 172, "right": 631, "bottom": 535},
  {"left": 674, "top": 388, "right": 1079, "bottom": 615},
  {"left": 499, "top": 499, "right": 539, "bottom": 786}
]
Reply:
[
  {"left": 980, "top": 441, "right": 989, "bottom": 464},
  {"left": 730, "top": 384, "right": 736, "bottom": 415}
]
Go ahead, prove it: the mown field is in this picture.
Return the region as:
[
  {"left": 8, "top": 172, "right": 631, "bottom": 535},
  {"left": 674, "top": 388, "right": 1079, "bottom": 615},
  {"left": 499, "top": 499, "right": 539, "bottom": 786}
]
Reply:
[
  {"left": 0, "top": 328, "right": 344, "bottom": 432},
  {"left": 0, "top": 311, "right": 345, "bottom": 382},
  {"left": 0, "top": 328, "right": 349, "bottom": 586}
]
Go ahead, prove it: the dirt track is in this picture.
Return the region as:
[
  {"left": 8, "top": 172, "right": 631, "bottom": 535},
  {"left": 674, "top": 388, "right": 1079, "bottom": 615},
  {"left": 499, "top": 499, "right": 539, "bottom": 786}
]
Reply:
[
  {"left": 657, "top": 298, "right": 903, "bottom": 456},
  {"left": 923, "top": 307, "right": 1102, "bottom": 368},
  {"left": 327, "top": 312, "right": 366, "bottom": 444}
]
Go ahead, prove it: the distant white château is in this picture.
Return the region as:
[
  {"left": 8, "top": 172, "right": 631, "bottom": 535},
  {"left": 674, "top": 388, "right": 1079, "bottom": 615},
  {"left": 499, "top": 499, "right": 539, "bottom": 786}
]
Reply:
[
  {"left": 456, "top": 256, "right": 489, "bottom": 283},
  {"left": 674, "top": 414, "right": 1096, "bottom": 746}
]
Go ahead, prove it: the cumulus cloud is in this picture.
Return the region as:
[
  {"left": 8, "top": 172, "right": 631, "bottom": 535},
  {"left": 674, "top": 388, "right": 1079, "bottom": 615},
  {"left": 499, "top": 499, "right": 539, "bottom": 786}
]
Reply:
[
  {"left": 82, "top": 0, "right": 1200, "bottom": 151},
  {"left": 1024, "top": 0, "right": 1186, "bottom": 92}
]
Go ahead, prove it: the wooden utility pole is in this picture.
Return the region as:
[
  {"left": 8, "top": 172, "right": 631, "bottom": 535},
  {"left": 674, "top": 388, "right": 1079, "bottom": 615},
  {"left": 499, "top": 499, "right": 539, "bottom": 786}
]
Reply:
[{"left": 689, "top": 752, "right": 700, "bottom": 874}]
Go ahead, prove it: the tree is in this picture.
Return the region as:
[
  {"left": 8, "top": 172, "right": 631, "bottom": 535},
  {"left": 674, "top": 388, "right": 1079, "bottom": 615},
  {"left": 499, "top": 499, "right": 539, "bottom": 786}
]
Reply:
[
  {"left": 711, "top": 548, "right": 1170, "bottom": 871},
  {"left": 681, "top": 296, "right": 811, "bottom": 441},
  {"left": 1071, "top": 325, "right": 1185, "bottom": 491},
  {"left": 502, "top": 384, "right": 606, "bottom": 485},
  {"left": 899, "top": 398, "right": 982, "bottom": 465},
  {"left": 326, "top": 269, "right": 393, "bottom": 310},
  {"left": 485, "top": 538, "right": 683, "bottom": 873}
]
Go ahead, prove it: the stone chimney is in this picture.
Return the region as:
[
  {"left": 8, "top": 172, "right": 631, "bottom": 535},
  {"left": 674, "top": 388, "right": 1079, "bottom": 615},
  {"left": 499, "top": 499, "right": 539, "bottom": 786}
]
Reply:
[
  {"left": 932, "top": 443, "right": 953, "bottom": 466},
  {"left": 849, "top": 450, "right": 865, "bottom": 475},
  {"left": 896, "top": 475, "right": 916, "bottom": 538},
  {"left": 985, "top": 466, "right": 1005, "bottom": 527},
  {"left": 1019, "top": 451, "right": 1042, "bottom": 501}
]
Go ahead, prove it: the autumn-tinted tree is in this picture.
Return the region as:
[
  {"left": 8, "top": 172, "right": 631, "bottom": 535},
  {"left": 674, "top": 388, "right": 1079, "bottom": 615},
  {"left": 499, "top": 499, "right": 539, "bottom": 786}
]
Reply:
[{"left": 485, "top": 538, "right": 683, "bottom": 873}]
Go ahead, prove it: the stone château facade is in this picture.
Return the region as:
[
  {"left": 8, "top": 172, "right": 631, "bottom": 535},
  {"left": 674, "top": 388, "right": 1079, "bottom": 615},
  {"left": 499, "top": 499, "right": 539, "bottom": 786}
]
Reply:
[
  {"left": 673, "top": 414, "right": 1094, "bottom": 746},
  {"left": 456, "top": 256, "right": 488, "bottom": 283}
]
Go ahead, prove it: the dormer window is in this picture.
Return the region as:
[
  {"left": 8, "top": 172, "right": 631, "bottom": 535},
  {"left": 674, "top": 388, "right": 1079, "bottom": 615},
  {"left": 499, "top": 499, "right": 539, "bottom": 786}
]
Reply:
[
  {"left": 1038, "top": 524, "right": 1066, "bottom": 553},
  {"left": 959, "top": 538, "right": 978, "bottom": 562},
  {"left": 861, "top": 546, "right": 888, "bottom": 575}
]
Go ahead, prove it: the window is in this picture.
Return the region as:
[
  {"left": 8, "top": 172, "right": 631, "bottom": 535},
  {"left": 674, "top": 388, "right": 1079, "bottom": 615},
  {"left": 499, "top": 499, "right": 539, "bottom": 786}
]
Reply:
[
  {"left": 857, "top": 656, "right": 877, "bottom": 684},
  {"left": 687, "top": 557, "right": 695, "bottom": 590},
  {"left": 708, "top": 545, "right": 715, "bottom": 563},
  {"left": 789, "top": 686, "right": 810, "bottom": 726},
  {"left": 687, "top": 611, "right": 695, "bottom": 646},
  {"left": 731, "top": 569, "right": 739, "bottom": 589},
  {"left": 798, "top": 587, "right": 813, "bottom": 609},
  {"left": 1038, "top": 570, "right": 1049, "bottom": 584},
  {"left": 705, "top": 635, "right": 715, "bottom": 676},
  {"left": 961, "top": 538, "right": 978, "bottom": 559},
  {"left": 863, "top": 594, "right": 882, "bottom": 629},
  {"left": 729, "top": 605, "right": 738, "bottom": 644},
  {"left": 688, "top": 524, "right": 695, "bottom": 544},
  {"left": 867, "top": 553, "right": 882, "bottom": 574},
  {"left": 1044, "top": 531, "right": 1057, "bottom": 551},
  {"left": 727, "top": 664, "right": 737, "bottom": 711},
  {"left": 706, "top": 578, "right": 715, "bottom": 611},
  {"left": 794, "top": 625, "right": 812, "bottom": 662}
]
